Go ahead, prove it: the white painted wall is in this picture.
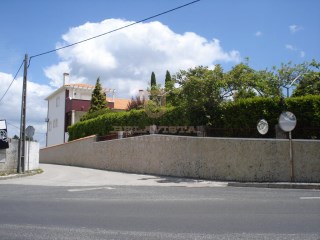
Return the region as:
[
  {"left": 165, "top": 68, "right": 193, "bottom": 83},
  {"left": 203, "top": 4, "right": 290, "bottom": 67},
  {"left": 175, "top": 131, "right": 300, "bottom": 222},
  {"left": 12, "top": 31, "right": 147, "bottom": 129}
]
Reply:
[
  {"left": 69, "top": 87, "right": 92, "bottom": 100},
  {"left": 46, "top": 89, "right": 66, "bottom": 146},
  {"left": 46, "top": 85, "right": 94, "bottom": 147},
  {"left": 0, "top": 139, "right": 39, "bottom": 173}
]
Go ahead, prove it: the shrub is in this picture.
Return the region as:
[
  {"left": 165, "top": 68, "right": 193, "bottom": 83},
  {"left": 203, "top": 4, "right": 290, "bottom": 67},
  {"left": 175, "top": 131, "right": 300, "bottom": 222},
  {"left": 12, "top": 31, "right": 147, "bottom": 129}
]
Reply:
[{"left": 68, "top": 95, "right": 320, "bottom": 140}]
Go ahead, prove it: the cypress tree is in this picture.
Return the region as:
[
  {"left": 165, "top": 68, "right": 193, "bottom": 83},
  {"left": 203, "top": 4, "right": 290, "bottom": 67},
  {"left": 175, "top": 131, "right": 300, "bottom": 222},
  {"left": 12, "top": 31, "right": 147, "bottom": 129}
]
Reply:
[
  {"left": 165, "top": 70, "right": 174, "bottom": 91},
  {"left": 151, "top": 72, "right": 157, "bottom": 90},
  {"left": 88, "top": 77, "right": 107, "bottom": 113}
]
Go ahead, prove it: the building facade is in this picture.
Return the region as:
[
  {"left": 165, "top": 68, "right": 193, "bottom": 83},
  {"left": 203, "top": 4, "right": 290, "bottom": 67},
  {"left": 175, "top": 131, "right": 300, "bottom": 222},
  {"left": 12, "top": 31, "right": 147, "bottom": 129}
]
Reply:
[{"left": 45, "top": 75, "right": 130, "bottom": 147}]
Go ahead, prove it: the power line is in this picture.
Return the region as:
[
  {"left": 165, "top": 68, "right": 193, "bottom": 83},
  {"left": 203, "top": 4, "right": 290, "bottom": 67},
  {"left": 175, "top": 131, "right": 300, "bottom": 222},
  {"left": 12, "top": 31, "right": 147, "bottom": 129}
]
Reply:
[
  {"left": 0, "top": 59, "right": 25, "bottom": 104},
  {"left": 7, "top": 121, "right": 46, "bottom": 134},
  {"left": 28, "top": 0, "right": 200, "bottom": 65},
  {"left": 7, "top": 122, "right": 20, "bottom": 129}
]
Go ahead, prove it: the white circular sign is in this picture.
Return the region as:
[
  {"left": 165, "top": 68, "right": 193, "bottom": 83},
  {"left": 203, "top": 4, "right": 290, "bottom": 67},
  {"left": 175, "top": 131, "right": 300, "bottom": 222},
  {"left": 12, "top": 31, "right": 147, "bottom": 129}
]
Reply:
[
  {"left": 279, "top": 111, "right": 297, "bottom": 132},
  {"left": 26, "top": 125, "right": 35, "bottom": 138},
  {"left": 257, "top": 119, "right": 269, "bottom": 135}
]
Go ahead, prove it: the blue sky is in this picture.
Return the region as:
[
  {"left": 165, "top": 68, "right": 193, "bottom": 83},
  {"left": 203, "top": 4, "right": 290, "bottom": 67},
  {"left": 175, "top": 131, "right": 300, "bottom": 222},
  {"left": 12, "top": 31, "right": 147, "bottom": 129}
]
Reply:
[{"left": 0, "top": 0, "right": 319, "bottom": 145}]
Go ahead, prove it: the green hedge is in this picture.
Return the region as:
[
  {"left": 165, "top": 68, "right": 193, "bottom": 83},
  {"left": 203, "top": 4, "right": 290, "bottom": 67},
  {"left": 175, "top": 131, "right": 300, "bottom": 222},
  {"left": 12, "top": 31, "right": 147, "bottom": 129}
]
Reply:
[
  {"left": 68, "top": 107, "right": 189, "bottom": 141},
  {"left": 68, "top": 95, "right": 320, "bottom": 141},
  {"left": 286, "top": 95, "right": 320, "bottom": 138}
]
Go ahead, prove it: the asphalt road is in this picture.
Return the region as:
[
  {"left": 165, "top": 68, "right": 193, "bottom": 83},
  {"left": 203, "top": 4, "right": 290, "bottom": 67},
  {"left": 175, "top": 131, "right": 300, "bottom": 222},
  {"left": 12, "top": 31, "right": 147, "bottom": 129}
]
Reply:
[{"left": 0, "top": 164, "right": 319, "bottom": 240}]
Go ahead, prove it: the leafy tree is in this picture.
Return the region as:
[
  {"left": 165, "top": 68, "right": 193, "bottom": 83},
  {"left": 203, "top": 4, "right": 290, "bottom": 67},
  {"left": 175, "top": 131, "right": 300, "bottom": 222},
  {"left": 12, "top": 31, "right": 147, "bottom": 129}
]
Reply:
[
  {"left": 224, "top": 62, "right": 281, "bottom": 100},
  {"left": 13, "top": 135, "right": 19, "bottom": 140},
  {"left": 273, "top": 61, "right": 311, "bottom": 97},
  {"left": 172, "top": 65, "right": 226, "bottom": 125},
  {"left": 88, "top": 77, "right": 107, "bottom": 114},
  {"left": 292, "top": 60, "right": 320, "bottom": 96}
]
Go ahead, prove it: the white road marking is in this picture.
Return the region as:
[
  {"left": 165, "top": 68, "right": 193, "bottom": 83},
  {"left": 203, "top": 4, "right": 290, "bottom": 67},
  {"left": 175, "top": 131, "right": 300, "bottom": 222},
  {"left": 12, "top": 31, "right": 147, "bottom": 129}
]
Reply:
[
  {"left": 300, "top": 197, "right": 320, "bottom": 200},
  {"left": 68, "top": 187, "right": 115, "bottom": 192}
]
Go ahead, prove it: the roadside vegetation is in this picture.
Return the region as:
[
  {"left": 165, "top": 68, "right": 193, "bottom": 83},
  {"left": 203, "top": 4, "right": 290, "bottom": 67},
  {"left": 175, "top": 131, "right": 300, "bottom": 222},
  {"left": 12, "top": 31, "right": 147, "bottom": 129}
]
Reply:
[{"left": 69, "top": 60, "right": 320, "bottom": 140}]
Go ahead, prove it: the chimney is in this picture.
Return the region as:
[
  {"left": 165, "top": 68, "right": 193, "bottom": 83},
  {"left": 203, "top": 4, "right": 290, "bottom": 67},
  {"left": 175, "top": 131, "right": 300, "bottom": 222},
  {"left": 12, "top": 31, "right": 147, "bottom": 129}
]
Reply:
[{"left": 63, "top": 73, "right": 70, "bottom": 85}]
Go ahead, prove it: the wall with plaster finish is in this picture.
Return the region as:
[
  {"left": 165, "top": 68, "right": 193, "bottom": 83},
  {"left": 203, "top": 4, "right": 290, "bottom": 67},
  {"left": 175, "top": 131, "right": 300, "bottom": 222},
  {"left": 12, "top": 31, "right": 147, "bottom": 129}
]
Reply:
[
  {"left": 0, "top": 139, "right": 39, "bottom": 173},
  {"left": 40, "top": 135, "right": 320, "bottom": 182}
]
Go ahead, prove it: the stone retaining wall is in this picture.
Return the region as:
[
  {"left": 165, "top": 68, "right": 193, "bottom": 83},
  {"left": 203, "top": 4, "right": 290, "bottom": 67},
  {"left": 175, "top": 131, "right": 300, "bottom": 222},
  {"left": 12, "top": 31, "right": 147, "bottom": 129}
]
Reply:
[{"left": 40, "top": 135, "right": 320, "bottom": 182}]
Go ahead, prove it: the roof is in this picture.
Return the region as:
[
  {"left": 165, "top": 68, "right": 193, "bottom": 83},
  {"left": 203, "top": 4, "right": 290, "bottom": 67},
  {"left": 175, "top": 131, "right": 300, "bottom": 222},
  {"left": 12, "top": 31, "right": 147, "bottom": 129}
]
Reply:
[
  {"left": 45, "top": 83, "right": 95, "bottom": 100},
  {"left": 64, "top": 83, "right": 95, "bottom": 89},
  {"left": 107, "top": 98, "right": 130, "bottom": 110}
]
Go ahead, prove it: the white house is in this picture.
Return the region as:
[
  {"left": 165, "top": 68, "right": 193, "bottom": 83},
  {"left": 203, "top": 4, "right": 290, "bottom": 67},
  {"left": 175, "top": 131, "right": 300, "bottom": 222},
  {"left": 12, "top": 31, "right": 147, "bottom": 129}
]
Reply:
[{"left": 45, "top": 74, "right": 130, "bottom": 147}]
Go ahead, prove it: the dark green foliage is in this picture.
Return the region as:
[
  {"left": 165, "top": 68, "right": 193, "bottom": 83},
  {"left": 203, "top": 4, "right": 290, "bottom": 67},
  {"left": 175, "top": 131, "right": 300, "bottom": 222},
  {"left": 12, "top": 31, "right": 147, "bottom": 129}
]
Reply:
[
  {"left": 150, "top": 72, "right": 157, "bottom": 90},
  {"left": 80, "top": 108, "right": 111, "bottom": 121},
  {"left": 211, "top": 96, "right": 320, "bottom": 139},
  {"left": 215, "top": 97, "right": 282, "bottom": 138},
  {"left": 68, "top": 95, "right": 320, "bottom": 141},
  {"left": 88, "top": 78, "right": 107, "bottom": 114},
  {"left": 292, "top": 72, "right": 320, "bottom": 96},
  {"left": 12, "top": 135, "right": 19, "bottom": 140},
  {"left": 68, "top": 107, "right": 189, "bottom": 141},
  {"left": 68, "top": 60, "right": 320, "bottom": 141},
  {"left": 165, "top": 70, "right": 174, "bottom": 91},
  {"left": 286, "top": 95, "right": 320, "bottom": 138}
]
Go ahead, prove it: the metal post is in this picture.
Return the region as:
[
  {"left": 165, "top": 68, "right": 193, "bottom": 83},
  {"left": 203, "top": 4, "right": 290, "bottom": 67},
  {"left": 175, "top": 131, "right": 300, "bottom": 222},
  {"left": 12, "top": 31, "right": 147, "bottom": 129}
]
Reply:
[
  {"left": 289, "top": 131, "right": 294, "bottom": 182},
  {"left": 17, "top": 54, "right": 28, "bottom": 173}
]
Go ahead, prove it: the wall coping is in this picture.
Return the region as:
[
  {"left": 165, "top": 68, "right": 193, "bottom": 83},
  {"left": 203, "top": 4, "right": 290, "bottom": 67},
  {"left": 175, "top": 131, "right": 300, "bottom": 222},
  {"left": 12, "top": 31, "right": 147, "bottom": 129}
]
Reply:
[{"left": 41, "top": 135, "right": 96, "bottom": 150}]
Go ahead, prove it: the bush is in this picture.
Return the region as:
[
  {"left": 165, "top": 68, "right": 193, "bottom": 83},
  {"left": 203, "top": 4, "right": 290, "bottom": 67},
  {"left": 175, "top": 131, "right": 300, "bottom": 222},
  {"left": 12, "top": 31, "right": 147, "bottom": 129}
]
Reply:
[
  {"left": 68, "top": 95, "right": 320, "bottom": 141},
  {"left": 286, "top": 95, "right": 320, "bottom": 139}
]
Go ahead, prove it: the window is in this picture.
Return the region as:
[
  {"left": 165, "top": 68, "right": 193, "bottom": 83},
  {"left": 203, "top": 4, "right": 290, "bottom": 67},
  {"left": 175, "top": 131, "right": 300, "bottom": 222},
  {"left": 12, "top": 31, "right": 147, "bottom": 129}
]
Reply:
[
  {"left": 53, "top": 119, "right": 58, "bottom": 128},
  {"left": 56, "top": 97, "right": 60, "bottom": 107},
  {"left": 49, "top": 121, "right": 52, "bottom": 131}
]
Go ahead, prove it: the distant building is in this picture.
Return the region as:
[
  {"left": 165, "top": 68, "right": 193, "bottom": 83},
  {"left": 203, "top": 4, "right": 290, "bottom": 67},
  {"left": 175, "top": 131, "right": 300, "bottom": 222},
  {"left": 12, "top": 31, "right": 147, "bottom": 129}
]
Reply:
[{"left": 45, "top": 74, "right": 130, "bottom": 147}]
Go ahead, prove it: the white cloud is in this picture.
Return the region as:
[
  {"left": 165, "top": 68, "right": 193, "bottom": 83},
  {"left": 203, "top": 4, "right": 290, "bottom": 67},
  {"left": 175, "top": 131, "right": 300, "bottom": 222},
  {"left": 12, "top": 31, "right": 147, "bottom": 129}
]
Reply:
[
  {"left": 1, "top": 19, "right": 242, "bottom": 147},
  {"left": 289, "top": 24, "right": 303, "bottom": 33},
  {"left": 45, "top": 19, "right": 241, "bottom": 97},
  {"left": 285, "top": 44, "right": 297, "bottom": 51},
  {"left": 285, "top": 44, "right": 305, "bottom": 58},
  {"left": 255, "top": 31, "right": 262, "bottom": 37},
  {"left": 0, "top": 71, "right": 54, "bottom": 146}
]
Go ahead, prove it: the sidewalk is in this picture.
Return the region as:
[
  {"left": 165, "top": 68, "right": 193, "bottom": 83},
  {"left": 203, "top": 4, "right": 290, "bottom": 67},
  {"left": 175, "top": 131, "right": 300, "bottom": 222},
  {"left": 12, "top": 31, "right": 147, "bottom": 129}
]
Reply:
[{"left": 1, "top": 164, "right": 319, "bottom": 190}]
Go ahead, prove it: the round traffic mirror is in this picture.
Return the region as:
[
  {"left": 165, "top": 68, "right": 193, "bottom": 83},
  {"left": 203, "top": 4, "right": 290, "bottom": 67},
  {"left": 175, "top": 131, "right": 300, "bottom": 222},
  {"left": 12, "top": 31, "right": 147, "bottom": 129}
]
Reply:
[
  {"left": 278, "top": 111, "right": 297, "bottom": 132},
  {"left": 257, "top": 119, "right": 269, "bottom": 135}
]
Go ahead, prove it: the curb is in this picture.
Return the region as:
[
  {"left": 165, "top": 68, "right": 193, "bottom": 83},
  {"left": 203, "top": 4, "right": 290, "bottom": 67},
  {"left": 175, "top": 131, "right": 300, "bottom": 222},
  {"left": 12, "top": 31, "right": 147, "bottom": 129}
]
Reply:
[
  {"left": 0, "top": 169, "right": 43, "bottom": 180},
  {"left": 228, "top": 182, "right": 320, "bottom": 190}
]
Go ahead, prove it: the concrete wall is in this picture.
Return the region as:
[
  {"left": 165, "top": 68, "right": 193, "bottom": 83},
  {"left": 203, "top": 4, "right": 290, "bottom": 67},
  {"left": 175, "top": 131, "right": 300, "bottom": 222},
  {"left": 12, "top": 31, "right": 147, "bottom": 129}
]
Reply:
[
  {"left": 0, "top": 139, "right": 40, "bottom": 173},
  {"left": 40, "top": 135, "right": 320, "bottom": 182}
]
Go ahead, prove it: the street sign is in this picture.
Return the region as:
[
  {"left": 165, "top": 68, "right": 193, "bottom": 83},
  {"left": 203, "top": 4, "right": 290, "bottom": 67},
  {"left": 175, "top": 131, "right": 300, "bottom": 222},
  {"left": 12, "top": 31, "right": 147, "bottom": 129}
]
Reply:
[
  {"left": 0, "top": 119, "right": 9, "bottom": 149},
  {"left": 26, "top": 125, "right": 35, "bottom": 138}
]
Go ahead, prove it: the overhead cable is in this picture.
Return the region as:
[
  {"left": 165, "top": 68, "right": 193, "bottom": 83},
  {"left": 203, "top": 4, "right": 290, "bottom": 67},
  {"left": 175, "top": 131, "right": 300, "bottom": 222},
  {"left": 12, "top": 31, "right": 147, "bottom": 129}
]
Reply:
[
  {"left": 0, "top": 59, "right": 25, "bottom": 104},
  {"left": 28, "top": 0, "right": 200, "bottom": 65}
]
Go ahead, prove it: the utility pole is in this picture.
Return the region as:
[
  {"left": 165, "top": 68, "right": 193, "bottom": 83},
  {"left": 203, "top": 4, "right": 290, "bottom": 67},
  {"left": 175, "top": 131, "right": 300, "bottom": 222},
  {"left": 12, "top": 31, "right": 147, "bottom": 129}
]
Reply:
[{"left": 17, "top": 54, "right": 28, "bottom": 173}]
